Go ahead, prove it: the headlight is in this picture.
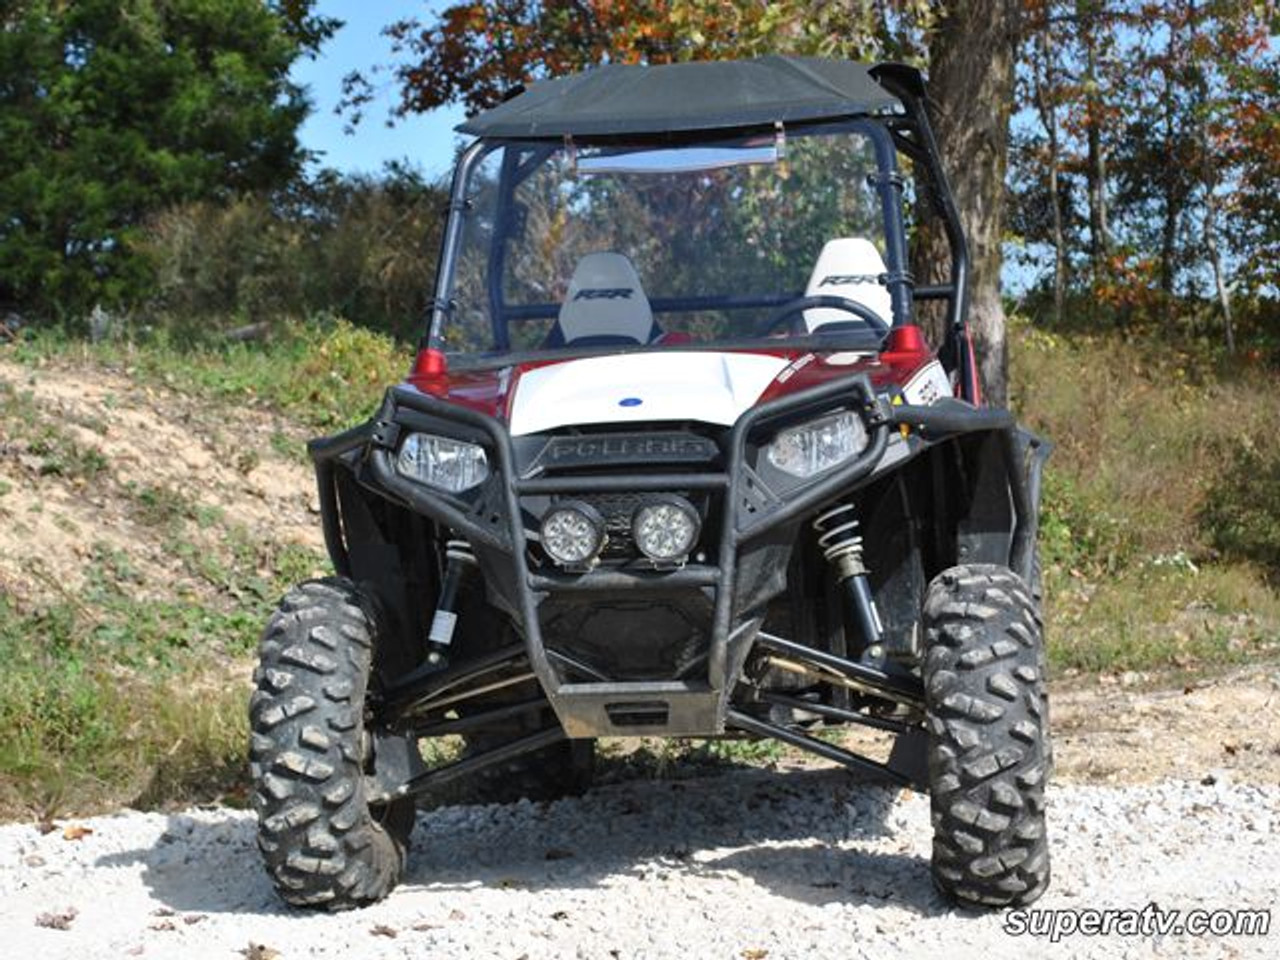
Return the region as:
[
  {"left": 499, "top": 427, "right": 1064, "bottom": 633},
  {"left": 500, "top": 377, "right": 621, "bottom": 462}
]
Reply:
[
  {"left": 396, "top": 433, "right": 489, "bottom": 493},
  {"left": 765, "top": 410, "right": 868, "bottom": 478},
  {"left": 540, "top": 501, "right": 606, "bottom": 567},
  {"left": 632, "top": 496, "right": 700, "bottom": 563}
]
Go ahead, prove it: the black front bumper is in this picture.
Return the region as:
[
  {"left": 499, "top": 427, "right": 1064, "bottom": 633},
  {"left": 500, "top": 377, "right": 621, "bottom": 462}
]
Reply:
[{"left": 311, "top": 373, "right": 1041, "bottom": 738}]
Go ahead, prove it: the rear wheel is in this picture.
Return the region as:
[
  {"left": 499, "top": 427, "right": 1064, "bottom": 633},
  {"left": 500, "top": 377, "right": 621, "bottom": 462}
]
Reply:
[
  {"left": 455, "top": 619, "right": 593, "bottom": 798},
  {"left": 249, "top": 578, "right": 414, "bottom": 910},
  {"left": 922, "top": 564, "right": 1051, "bottom": 907},
  {"left": 462, "top": 724, "right": 595, "bottom": 805}
]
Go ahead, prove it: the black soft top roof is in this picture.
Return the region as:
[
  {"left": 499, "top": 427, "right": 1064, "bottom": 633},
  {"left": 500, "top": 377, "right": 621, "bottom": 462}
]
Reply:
[{"left": 456, "top": 56, "right": 902, "bottom": 139}]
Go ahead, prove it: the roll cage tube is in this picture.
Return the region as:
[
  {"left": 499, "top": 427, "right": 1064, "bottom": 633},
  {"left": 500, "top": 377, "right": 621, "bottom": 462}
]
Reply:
[
  {"left": 869, "top": 63, "right": 977, "bottom": 404},
  {"left": 426, "top": 118, "right": 917, "bottom": 352},
  {"left": 426, "top": 137, "right": 491, "bottom": 351}
]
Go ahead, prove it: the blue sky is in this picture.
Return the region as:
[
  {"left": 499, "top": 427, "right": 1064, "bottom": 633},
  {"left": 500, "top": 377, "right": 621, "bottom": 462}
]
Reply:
[{"left": 290, "top": 1, "right": 466, "bottom": 180}]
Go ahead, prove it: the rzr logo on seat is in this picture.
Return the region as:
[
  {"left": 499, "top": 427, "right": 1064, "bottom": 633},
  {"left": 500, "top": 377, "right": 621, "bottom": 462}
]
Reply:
[
  {"left": 819, "top": 274, "right": 880, "bottom": 287},
  {"left": 574, "top": 288, "right": 633, "bottom": 300}
]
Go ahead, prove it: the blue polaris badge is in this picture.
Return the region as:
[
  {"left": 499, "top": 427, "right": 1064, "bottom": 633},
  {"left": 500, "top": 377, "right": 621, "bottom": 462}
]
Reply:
[{"left": 618, "top": 397, "right": 643, "bottom": 407}]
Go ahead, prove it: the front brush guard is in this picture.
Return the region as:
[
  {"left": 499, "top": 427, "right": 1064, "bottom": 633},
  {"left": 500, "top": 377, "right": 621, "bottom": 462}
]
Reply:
[{"left": 311, "top": 374, "right": 1046, "bottom": 742}]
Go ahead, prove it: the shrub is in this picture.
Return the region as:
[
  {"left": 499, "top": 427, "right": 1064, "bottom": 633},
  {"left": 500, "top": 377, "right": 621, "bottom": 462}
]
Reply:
[
  {"left": 136, "top": 166, "right": 446, "bottom": 343},
  {"left": 1200, "top": 440, "right": 1280, "bottom": 582}
]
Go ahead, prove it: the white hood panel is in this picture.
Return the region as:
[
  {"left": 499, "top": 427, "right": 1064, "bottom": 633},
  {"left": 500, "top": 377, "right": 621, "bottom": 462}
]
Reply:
[{"left": 508, "top": 351, "right": 790, "bottom": 437}]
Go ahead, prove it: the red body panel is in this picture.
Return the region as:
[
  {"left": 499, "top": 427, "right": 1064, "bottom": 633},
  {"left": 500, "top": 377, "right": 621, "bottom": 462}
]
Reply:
[{"left": 405, "top": 325, "right": 938, "bottom": 425}]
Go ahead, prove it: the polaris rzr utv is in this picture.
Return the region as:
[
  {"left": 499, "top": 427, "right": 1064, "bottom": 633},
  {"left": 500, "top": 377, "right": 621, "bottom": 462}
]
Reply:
[{"left": 250, "top": 57, "right": 1052, "bottom": 912}]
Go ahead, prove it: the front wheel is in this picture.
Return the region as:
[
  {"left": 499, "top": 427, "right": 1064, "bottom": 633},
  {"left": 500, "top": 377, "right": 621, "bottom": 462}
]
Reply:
[
  {"left": 922, "top": 564, "right": 1051, "bottom": 907},
  {"left": 249, "top": 578, "right": 414, "bottom": 910}
]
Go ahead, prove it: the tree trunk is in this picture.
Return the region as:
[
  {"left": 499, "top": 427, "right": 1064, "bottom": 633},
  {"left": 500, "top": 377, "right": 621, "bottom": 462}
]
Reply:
[
  {"left": 1080, "top": 1, "right": 1110, "bottom": 288},
  {"left": 920, "top": 0, "right": 1020, "bottom": 407},
  {"left": 1158, "top": 10, "right": 1180, "bottom": 313},
  {"left": 1032, "top": 19, "right": 1065, "bottom": 325},
  {"left": 1188, "top": 0, "right": 1235, "bottom": 353},
  {"left": 1204, "top": 187, "right": 1235, "bottom": 353}
]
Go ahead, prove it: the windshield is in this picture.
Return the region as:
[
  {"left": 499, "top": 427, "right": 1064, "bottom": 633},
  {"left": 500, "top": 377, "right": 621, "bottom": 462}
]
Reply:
[{"left": 434, "top": 122, "right": 904, "bottom": 362}]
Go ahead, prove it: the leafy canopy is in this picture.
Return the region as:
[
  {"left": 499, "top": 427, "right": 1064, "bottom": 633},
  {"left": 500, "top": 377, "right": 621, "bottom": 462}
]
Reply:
[{"left": 0, "top": 0, "right": 336, "bottom": 320}]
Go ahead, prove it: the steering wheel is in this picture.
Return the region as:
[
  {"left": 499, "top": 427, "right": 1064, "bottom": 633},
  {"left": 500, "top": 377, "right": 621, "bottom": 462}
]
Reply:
[{"left": 758, "top": 294, "right": 890, "bottom": 338}]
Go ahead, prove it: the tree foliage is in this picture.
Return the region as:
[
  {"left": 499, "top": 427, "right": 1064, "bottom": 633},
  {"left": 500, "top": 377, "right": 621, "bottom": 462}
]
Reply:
[
  {"left": 341, "top": 1, "right": 935, "bottom": 121},
  {"left": 1009, "top": 0, "right": 1279, "bottom": 343},
  {"left": 139, "top": 166, "right": 447, "bottom": 342},
  {"left": 0, "top": 0, "right": 336, "bottom": 321}
]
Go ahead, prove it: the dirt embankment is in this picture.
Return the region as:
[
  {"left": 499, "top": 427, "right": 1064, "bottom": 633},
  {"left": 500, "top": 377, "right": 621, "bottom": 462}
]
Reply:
[{"left": 0, "top": 356, "right": 322, "bottom": 611}]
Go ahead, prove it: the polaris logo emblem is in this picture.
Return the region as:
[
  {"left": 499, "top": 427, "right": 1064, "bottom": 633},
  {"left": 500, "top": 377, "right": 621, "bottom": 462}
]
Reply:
[
  {"left": 618, "top": 397, "right": 643, "bottom": 407},
  {"left": 537, "top": 433, "right": 718, "bottom": 470},
  {"left": 574, "top": 287, "right": 633, "bottom": 301},
  {"left": 819, "top": 274, "right": 880, "bottom": 287}
]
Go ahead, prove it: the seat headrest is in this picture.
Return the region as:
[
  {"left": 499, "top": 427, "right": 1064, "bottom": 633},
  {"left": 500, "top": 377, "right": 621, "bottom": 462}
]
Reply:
[
  {"left": 803, "top": 238, "right": 892, "bottom": 332},
  {"left": 556, "top": 252, "right": 654, "bottom": 344}
]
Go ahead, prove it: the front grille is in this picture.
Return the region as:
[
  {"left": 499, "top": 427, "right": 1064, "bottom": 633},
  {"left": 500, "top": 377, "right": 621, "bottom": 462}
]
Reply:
[{"left": 541, "top": 591, "right": 714, "bottom": 680}]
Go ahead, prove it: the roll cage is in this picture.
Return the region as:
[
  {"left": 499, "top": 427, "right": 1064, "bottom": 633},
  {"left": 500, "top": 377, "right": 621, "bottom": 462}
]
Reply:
[{"left": 423, "top": 62, "right": 978, "bottom": 402}]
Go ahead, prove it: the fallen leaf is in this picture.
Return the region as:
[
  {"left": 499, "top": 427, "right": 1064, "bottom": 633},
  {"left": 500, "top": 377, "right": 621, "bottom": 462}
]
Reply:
[
  {"left": 411, "top": 922, "right": 440, "bottom": 932},
  {"left": 149, "top": 920, "right": 176, "bottom": 932},
  {"left": 241, "top": 944, "right": 280, "bottom": 960},
  {"left": 742, "top": 950, "right": 769, "bottom": 960},
  {"left": 370, "top": 924, "right": 397, "bottom": 938},
  {"left": 448, "top": 908, "right": 467, "bottom": 921},
  {"left": 151, "top": 907, "right": 176, "bottom": 917},
  {"left": 62, "top": 825, "right": 93, "bottom": 841},
  {"left": 183, "top": 914, "right": 207, "bottom": 925},
  {"left": 35, "top": 908, "right": 78, "bottom": 931}
]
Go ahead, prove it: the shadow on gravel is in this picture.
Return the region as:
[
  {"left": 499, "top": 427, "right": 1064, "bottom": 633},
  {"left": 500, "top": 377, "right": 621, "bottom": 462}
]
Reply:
[
  {"left": 95, "top": 811, "right": 285, "bottom": 916},
  {"left": 96, "top": 765, "right": 942, "bottom": 917},
  {"left": 403, "top": 766, "right": 943, "bottom": 916}
]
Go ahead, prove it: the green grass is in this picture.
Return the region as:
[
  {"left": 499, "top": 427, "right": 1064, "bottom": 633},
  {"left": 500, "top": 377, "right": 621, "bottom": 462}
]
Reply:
[
  {"left": 0, "top": 528, "right": 317, "bottom": 816},
  {"left": 0, "top": 466, "right": 325, "bottom": 816},
  {"left": 1011, "top": 318, "right": 1280, "bottom": 676},
  {"left": 0, "top": 590, "right": 255, "bottom": 818}
]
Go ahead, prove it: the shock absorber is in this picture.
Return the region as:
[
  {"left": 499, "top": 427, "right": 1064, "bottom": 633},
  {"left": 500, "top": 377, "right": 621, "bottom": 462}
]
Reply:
[
  {"left": 812, "top": 502, "right": 884, "bottom": 658},
  {"left": 424, "top": 537, "right": 477, "bottom": 667}
]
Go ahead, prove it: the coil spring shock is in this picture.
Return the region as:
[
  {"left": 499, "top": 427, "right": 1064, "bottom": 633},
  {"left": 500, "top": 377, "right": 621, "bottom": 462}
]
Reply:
[
  {"left": 445, "top": 538, "right": 476, "bottom": 567},
  {"left": 813, "top": 503, "right": 866, "bottom": 578},
  {"left": 425, "top": 537, "right": 478, "bottom": 664},
  {"left": 813, "top": 502, "right": 883, "bottom": 656}
]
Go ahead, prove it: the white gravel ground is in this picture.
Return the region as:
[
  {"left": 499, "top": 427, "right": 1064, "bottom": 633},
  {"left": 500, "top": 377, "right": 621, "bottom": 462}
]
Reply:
[{"left": 1, "top": 769, "right": 1277, "bottom": 960}]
